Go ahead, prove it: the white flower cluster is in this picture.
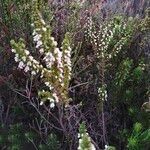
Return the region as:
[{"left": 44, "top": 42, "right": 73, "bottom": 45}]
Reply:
[
  {"left": 104, "top": 145, "right": 109, "bottom": 150},
  {"left": 100, "top": 22, "right": 128, "bottom": 60},
  {"left": 63, "top": 46, "right": 72, "bottom": 80},
  {"left": 42, "top": 37, "right": 65, "bottom": 86},
  {"left": 98, "top": 24, "right": 114, "bottom": 58},
  {"left": 39, "top": 90, "right": 58, "bottom": 108},
  {"left": 43, "top": 51, "right": 55, "bottom": 68},
  {"left": 42, "top": 52, "right": 64, "bottom": 106},
  {"left": 84, "top": 18, "right": 114, "bottom": 59},
  {"left": 84, "top": 16, "right": 93, "bottom": 41},
  {"left": 54, "top": 48, "right": 62, "bottom": 68},
  {"left": 98, "top": 84, "right": 108, "bottom": 101},
  {"left": 91, "top": 29, "right": 98, "bottom": 47},
  {"left": 32, "top": 23, "right": 46, "bottom": 54},
  {"left": 11, "top": 46, "right": 41, "bottom": 76},
  {"left": 84, "top": 18, "right": 129, "bottom": 60},
  {"left": 40, "top": 90, "right": 59, "bottom": 108},
  {"left": 104, "top": 145, "right": 116, "bottom": 150},
  {"left": 139, "top": 61, "right": 146, "bottom": 71},
  {"left": 78, "top": 132, "right": 96, "bottom": 150}
]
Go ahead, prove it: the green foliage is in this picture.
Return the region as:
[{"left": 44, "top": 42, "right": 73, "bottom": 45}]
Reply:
[
  {"left": 0, "top": 123, "right": 25, "bottom": 150},
  {"left": 133, "top": 66, "right": 143, "bottom": 81},
  {"left": 0, "top": 123, "right": 60, "bottom": 150},
  {"left": 114, "top": 58, "right": 133, "bottom": 87},
  {"left": 39, "top": 134, "right": 60, "bottom": 150},
  {"left": 0, "top": 0, "right": 31, "bottom": 39},
  {"left": 66, "top": 1, "right": 82, "bottom": 33},
  {"left": 127, "top": 122, "right": 150, "bottom": 150}
]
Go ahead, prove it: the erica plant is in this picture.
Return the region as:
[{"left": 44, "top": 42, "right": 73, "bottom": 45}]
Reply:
[{"left": 10, "top": 0, "right": 72, "bottom": 108}]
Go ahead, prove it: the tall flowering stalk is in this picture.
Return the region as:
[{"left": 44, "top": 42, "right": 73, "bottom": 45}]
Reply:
[
  {"left": 85, "top": 16, "right": 134, "bottom": 110},
  {"left": 11, "top": 0, "right": 72, "bottom": 107},
  {"left": 84, "top": 15, "right": 135, "bottom": 146},
  {"left": 78, "top": 123, "right": 96, "bottom": 150}
]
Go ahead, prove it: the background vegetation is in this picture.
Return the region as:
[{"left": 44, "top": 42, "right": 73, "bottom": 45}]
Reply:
[{"left": 0, "top": 0, "right": 149, "bottom": 150}]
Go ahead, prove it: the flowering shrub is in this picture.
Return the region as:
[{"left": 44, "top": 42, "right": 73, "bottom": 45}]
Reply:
[
  {"left": 0, "top": 0, "right": 149, "bottom": 149},
  {"left": 10, "top": 0, "right": 72, "bottom": 107},
  {"left": 85, "top": 15, "right": 135, "bottom": 110},
  {"left": 82, "top": 9, "right": 149, "bottom": 149},
  {"left": 78, "top": 123, "right": 96, "bottom": 150}
]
